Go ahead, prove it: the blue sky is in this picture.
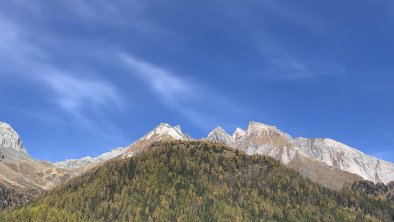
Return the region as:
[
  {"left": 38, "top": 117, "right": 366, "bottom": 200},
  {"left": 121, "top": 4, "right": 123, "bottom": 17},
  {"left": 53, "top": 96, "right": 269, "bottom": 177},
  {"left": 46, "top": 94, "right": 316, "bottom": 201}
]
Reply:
[{"left": 1, "top": 0, "right": 394, "bottom": 162}]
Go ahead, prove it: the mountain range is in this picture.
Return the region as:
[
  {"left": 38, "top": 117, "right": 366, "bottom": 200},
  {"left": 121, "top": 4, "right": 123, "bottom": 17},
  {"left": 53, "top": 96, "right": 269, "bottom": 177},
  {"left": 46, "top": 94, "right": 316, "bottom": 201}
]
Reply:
[
  {"left": 0, "top": 122, "right": 72, "bottom": 197},
  {"left": 3, "top": 140, "right": 393, "bottom": 221},
  {"left": 1, "top": 120, "right": 393, "bottom": 196}
]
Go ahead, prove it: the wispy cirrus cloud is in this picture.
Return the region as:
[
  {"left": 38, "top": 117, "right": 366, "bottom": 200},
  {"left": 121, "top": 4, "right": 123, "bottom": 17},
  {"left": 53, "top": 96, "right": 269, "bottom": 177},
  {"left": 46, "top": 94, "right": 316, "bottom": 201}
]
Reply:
[
  {"left": 0, "top": 17, "right": 46, "bottom": 67},
  {"left": 0, "top": 15, "right": 123, "bottom": 138},
  {"left": 217, "top": 1, "right": 343, "bottom": 82},
  {"left": 259, "top": 0, "right": 332, "bottom": 34},
  {"left": 119, "top": 53, "right": 204, "bottom": 126},
  {"left": 120, "top": 53, "right": 194, "bottom": 106},
  {"left": 40, "top": 71, "right": 121, "bottom": 115},
  {"left": 59, "top": 0, "right": 175, "bottom": 40},
  {"left": 251, "top": 32, "right": 345, "bottom": 82},
  {"left": 1, "top": 1, "right": 247, "bottom": 133},
  {"left": 119, "top": 52, "right": 246, "bottom": 130}
]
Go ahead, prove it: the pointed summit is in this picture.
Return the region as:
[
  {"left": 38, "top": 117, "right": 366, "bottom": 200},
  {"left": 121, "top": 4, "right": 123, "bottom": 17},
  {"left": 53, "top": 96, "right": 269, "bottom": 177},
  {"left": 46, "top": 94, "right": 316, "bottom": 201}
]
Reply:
[
  {"left": 0, "top": 122, "right": 28, "bottom": 156},
  {"left": 248, "top": 121, "right": 277, "bottom": 132},
  {"left": 143, "top": 123, "right": 187, "bottom": 140},
  {"left": 120, "top": 123, "right": 190, "bottom": 159},
  {"left": 207, "top": 127, "right": 232, "bottom": 145},
  {"left": 232, "top": 127, "right": 246, "bottom": 141},
  {"left": 247, "top": 121, "right": 292, "bottom": 140},
  {"left": 56, "top": 123, "right": 190, "bottom": 170}
]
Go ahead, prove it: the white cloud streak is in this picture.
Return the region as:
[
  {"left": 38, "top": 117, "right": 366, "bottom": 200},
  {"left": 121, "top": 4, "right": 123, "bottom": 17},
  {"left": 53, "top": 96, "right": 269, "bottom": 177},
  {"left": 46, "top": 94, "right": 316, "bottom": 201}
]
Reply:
[
  {"left": 216, "top": 2, "right": 343, "bottom": 82},
  {"left": 119, "top": 52, "right": 242, "bottom": 130},
  {"left": 0, "top": 16, "right": 122, "bottom": 136},
  {"left": 252, "top": 32, "right": 344, "bottom": 81},
  {"left": 0, "top": 18, "right": 46, "bottom": 67},
  {"left": 120, "top": 53, "right": 195, "bottom": 106},
  {"left": 60, "top": 0, "right": 175, "bottom": 40},
  {"left": 41, "top": 71, "right": 121, "bottom": 115},
  {"left": 261, "top": 0, "right": 332, "bottom": 34},
  {"left": 0, "top": 3, "right": 245, "bottom": 131}
]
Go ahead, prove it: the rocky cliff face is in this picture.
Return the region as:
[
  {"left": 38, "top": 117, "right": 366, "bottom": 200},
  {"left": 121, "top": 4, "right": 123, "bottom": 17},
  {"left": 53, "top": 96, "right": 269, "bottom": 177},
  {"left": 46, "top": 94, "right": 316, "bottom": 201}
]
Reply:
[
  {"left": 206, "top": 121, "right": 394, "bottom": 188},
  {"left": 0, "top": 122, "right": 28, "bottom": 157},
  {"left": 293, "top": 137, "right": 394, "bottom": 184}
]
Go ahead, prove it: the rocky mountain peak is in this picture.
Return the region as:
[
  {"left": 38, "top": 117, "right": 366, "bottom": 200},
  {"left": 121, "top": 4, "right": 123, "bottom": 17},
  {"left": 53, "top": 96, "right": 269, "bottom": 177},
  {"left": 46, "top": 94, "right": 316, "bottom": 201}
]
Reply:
[
  {"left": 248, "top": 121, "right": 274, "bottom": 130},
  {"left": 56, "top": 123, "right": 189, "bottom": 170},
  {"left": 207, "top": 127, "right": 232, "bottom": 144},
  {"left": 204, "top": 121, "right": 394, "bottom": 185},
  {"left": 0, "top": 122, "right": 28, "bottom": 156},
  {"left": 232, "top": 127, "right": 246, "bottom": 141},
  {"left": 119, "top": 123, "right": 189, "bottom": 159},
  {"left": 144, "top": 123, "right": 187, "bottom": 140},
  {"left": 247, "top": 121, "right": 293, "bottom": 140}
]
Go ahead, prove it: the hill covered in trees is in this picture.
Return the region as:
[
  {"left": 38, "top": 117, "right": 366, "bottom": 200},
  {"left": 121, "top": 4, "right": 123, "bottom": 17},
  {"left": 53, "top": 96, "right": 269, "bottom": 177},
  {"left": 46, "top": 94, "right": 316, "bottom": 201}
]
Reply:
[
  {"left": 0, "top": 184, "right": 33, "bottom": 210},
  {"left": 1, "top": 141, "right": 393, "bottom": 221},
  {"left": 344, "top": 180, "right": 394, "bottom": 201}
]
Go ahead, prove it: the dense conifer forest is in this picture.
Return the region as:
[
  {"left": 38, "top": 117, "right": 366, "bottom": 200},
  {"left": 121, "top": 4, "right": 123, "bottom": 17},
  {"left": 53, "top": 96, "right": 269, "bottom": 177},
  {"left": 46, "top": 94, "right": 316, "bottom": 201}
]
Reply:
[
  {"left": 0, "top": 184, "right": 32, "bottom": 210},
  {"left": 1, "top": 141, "right": 393, "bottom": 221},
  {"left": 344, "top": 180, "right": 394, "bottom": 201}
]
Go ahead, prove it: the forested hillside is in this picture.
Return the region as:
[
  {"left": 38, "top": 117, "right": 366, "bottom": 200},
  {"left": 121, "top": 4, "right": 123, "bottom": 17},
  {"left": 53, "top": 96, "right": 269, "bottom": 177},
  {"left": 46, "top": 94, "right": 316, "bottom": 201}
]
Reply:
[
  {"left": 1, "top": 141, "right": 393, "bottom": 221},
  {"left": 344, "top": 180, "right": 394, "bottom": 201},
  {"left": 0, "top": 184, "right": 33, "bottom": 210}
]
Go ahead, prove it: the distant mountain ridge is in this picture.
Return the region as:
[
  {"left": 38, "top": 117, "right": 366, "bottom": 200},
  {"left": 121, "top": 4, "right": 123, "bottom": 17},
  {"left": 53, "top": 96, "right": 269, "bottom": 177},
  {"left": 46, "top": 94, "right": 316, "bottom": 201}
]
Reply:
[
  {"left": 206, "top": 121, "right": 394, "bottom": 188},
  {"left": 0, "top": 122, "right": 73, "bottom": 199},
  {"left": 3, "top": 141, "right": 393, "bottom": 221},
  {"left": 1, "top": 121, "right": 394, "bottom": 191},
  {"left": 53, "top": 121, "right": 394, "bottom": 189},
  {"left": 54, "top": 123, "right": 191, "bottom": 171}
]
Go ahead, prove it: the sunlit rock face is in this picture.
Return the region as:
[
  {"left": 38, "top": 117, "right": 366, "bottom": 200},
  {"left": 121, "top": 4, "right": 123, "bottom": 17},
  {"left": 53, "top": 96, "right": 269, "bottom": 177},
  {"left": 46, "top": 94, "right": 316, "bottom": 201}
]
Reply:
[
  {"left": 0, "top": 122, "right": 28, "bottom": 157},
  {"left": 207, "top": 121, "right": 394, "bottom": 187}
]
